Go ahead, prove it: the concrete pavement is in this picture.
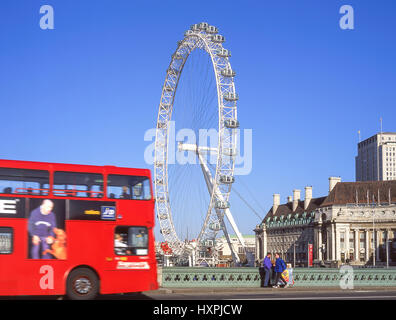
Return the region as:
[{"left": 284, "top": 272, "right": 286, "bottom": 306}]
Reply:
[{"left": 142, "top": 286, "right": 396, "bottom": 300}]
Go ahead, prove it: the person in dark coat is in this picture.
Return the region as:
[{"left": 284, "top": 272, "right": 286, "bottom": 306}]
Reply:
[
  {"left": 273, "top": 253, "right": 288, "bottom": 288},
  {"left": 262, "top": 253, "right": 272, "bottom": 287},
  {"left": 259, "top": 253, "right": 272, "bottom": 287}
]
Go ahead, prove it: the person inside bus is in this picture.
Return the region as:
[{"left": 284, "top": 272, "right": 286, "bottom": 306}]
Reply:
[
  {"left": 114, "top": 233, "right": 131, "bottom": 255},
  {"left": 120, "top": 186, "right": 131, "bottom": 199},
  {"left": 28, "top": 199, "right": 57, "bottom": 259}
]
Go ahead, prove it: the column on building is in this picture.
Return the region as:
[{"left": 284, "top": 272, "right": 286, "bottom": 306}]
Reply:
[
  {"left": 386, "top": 229, "right": 390, "bottom": 264},
  {"left": 335, "top": 224, "right": 340, "bottom": 261},
  {"left": 254, "top": 229, "right": 260, "bottom": 264},
  {"left": 345, "top": 227, "right": 350, "bottom": 262},
  {"left": 354, "top": 229, "right": 359, "bottom": 262},
  {"left": 376, "top": 230, "right": 381, "bottom": 262},
  {"left": 331, "top": 223, "right": 336, "bottom": 261},
  {"left": 317, "top": 225, "right": 322, "bottom": 261},
  {"left": 389, "top": 230, "right": 393, "bottom": 263},
  {"left": 263, "top": 226, "right": 267, "bottom": 259},
  {"left": 365, "top": 229, "right": 370, "bottom": 262}
]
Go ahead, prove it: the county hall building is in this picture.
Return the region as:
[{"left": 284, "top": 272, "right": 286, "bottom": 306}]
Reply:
[{"left": 254, "top": 178, "right": 396, "bottom": 267}]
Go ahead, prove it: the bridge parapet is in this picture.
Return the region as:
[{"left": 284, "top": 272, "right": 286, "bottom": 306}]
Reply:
[{"left": 160, "top": 267, "right": 396, "bottom": 288}]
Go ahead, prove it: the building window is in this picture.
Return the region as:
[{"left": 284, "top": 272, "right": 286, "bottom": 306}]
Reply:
[
  {"left": 360, "top": 252, "right": 365, "bottom": 262},
  {"left": 360, "top": 232, "right": 366, "bottom": 249},
  {"left": 371, "top": 232, "right": 375, "bottom": 249},
  {"left": 340, "top": 232, "right": 345, "bottom": 250},
  {"left": 349, "top": 231, "right": 354, "bottom": 250},
  {"left": 349, "top": 252, "right": 354, "bottom": 261}
]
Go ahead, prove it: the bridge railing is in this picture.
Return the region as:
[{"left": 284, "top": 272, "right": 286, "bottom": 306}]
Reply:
[{"left": 159, "top": 267, "right": 396, "bottom": 288}]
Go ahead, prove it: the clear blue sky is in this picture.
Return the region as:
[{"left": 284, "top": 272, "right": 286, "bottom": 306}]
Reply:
[{"left": 1, "top": 1, "right": 395, "bottom": 239}]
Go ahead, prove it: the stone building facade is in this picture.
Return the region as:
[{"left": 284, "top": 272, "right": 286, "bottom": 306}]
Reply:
[{"left": 254, "top": 178, "right": 396, "bottom": 266}]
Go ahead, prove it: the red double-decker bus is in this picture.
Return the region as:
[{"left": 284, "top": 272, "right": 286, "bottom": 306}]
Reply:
[{"left": 0, "top": 159, "right": 158, "bottom": 299}]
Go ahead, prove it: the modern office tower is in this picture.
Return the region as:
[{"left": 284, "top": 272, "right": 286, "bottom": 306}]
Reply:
[{"left": 356, "top": 132, "right": 396, "bottom": 181}]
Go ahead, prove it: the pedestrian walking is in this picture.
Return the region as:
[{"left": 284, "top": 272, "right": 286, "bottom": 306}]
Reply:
[
  {"left": 262, "top": 253, "right": 272, "bottom": 287},
  {"left": 273, "top": 253, "right": 289, "bottom": 288}
]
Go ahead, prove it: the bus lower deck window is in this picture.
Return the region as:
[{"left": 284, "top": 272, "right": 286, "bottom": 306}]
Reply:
[
  {"left": 114, "top": 226, "right": 148, "bottom": 256},
  {"left": 0, "top": 227, "right": 13, "bottom": 254}
]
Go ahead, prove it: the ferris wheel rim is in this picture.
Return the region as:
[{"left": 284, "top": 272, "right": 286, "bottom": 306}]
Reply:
[{"left": 154, "top": 23, "right": 238, "bottom": 257}]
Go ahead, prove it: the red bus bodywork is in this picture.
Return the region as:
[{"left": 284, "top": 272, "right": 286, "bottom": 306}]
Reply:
[{"left": 0, "top": 159, "right": 158, "bottom": 297}]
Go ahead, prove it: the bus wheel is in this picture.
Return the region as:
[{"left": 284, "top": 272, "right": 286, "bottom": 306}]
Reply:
[{"left": 66, "top": 268, "right": 99, "bottom": 300}]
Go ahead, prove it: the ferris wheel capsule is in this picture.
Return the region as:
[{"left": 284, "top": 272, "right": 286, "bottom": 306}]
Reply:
[
  {"left": 198, "top": 22, "right": 209, "bottom": 30},
  {"left": 219, "top": 175, "right": 235, "bottom": 184},
  {"left": 211, "top": 34, "right": 225, "bottom": 43},
  {"left": 224, "top": 119, "right": 240, "bottom": 128},
  {"left": 215, "top": 200, "right": 230, "bottom": 209},
  {"left": 206, "top": 25, "right": 218, "bottom": 34},
  {"left": 221, "top": 67, "right": 235, "bottom": 77},
  {"left": 184, "top": 30, "right": 195, "bottom": 36},
  {"left": 209, "top": 223, "right": 221, "bottom": 231},
  {"left": 223, "top": 92, "right": 239, "bottom": 101},
  {"left": 217, "top": 48, "right": 231, "bottom": 57},
  {"left": 190, "top": 24, "right": 200, "bottom": 32}
]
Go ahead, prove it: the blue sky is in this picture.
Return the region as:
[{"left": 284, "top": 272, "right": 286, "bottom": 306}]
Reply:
[{"left": 1, "top": 1, "right": 395, "bottom": 239}]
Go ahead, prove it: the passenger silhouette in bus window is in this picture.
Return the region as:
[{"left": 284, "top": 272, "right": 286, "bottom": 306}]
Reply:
[
  {"left": 120, "top": 186, "right": 130, "bottom": 199},
  {"left": 133, "top": 183, "right": 143, "bottom": 199},
  {"left": 28, "top": 199, "right": 57, "bottom": 259},
  {"left": 114, "top": 233, "right": 131, "bottom": 255}
]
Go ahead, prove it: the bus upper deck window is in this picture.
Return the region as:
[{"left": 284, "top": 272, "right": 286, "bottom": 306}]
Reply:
[
  {"left": 0, "top": 168, "right": 49, "bottom": 196},
  {"left": 53, "top": 172, "right": 104, "bottom": 198},
  {"left": 107, "top": 175, "right": 151, "bottom": 200}
]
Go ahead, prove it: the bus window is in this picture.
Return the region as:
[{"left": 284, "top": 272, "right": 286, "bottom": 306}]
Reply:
[
  {"left": 0, "top": 227, "right": 13, "bottom": 254},
  {"left": 0, "top": 168, "right": 49, "bottom": 195},
  {"left": 53, "top": 172, "right": 104, "bottom": 198},
  {"left": 114, "top": 226, "right": 148, "bottom": 256},
  {"left": 107, "top": 175, "right": 151, "bottom": 200}
]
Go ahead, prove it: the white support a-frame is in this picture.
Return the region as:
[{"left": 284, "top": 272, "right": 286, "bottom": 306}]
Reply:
[{"left": 179, "top": 142, "right": 254, "bottom": 266}]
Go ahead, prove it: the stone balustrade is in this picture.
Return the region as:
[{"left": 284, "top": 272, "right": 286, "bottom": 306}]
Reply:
[{"left": 159, "top": 267, "right": 396, "bottom": 288}]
